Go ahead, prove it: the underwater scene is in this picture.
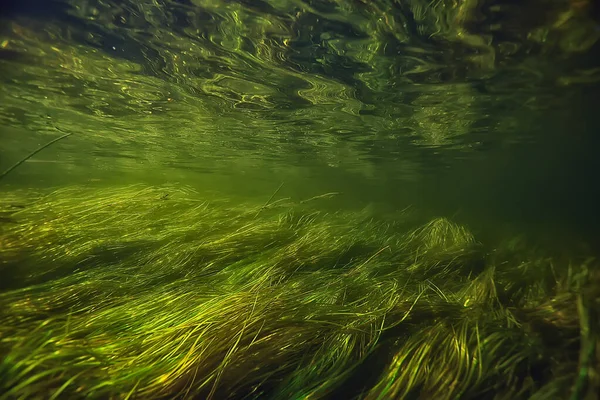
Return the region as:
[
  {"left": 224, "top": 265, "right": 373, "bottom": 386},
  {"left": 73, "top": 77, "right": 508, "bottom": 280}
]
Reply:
[{"left": 1, "top": 0, "right": 599, "bottom": 399}]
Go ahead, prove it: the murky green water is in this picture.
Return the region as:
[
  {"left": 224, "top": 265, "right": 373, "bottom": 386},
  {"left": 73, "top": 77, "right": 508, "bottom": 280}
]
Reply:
[
  {"left": 2, "top": 2, "right": 599, "bottom": 246},
  {"left": 1, "top": 2, "right": 600, "bottom": 398},
  {"left": 2, "top": 1, "right": 599, "bottom": 239}
]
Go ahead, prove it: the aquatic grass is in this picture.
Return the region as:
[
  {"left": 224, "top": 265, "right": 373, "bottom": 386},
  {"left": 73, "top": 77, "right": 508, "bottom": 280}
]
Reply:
[{"left": 0, "top": 185, "right": 597, "bottom": 399}]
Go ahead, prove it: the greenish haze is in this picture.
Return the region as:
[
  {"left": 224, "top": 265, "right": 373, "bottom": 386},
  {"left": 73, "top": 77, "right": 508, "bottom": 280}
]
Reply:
[{"left": 0, "top": 0, "right": 599, "bottom": 399}]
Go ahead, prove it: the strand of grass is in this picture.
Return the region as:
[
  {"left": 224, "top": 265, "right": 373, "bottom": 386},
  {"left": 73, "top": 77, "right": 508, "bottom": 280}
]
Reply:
[
  {"left": 300, "top": 192, "right": 341, "bottom": 203},
  {"left": 254, "top": 182, "right": 284, "bottom": 218},
  {"left": 0, "top": 132, "right": 73, "bottom": 182},
  {"left": 570, "top": 291, "right": 597, "bottom": 400}
]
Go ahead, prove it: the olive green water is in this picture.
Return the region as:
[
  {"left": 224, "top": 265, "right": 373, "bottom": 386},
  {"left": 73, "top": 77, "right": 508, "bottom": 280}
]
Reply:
[
  {"left": 1, "top": 0, "right": 599, "bottom": 251},
  {"left": 1, "top": 2, "right": 600, "bottom": 399}
]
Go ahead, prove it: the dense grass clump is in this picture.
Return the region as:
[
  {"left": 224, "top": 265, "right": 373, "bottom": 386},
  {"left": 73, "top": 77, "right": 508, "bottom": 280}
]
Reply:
[{"left": 0, "top": 185, "right": 598, "bottom": 399}]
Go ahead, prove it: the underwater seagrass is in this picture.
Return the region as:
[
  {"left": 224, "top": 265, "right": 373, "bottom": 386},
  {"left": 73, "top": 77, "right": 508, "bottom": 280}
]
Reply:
[{"left": 0, "top": 185, "right": 598, "bottom": 400}]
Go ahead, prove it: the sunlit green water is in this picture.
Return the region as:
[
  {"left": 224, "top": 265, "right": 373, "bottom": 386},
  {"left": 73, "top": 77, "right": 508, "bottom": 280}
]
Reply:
[{"left": 1, "top": 0, "right": 599, "bottom": 250}]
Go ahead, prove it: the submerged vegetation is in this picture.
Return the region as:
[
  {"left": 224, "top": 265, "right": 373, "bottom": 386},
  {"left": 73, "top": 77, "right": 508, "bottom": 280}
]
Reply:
[
  {"left": 0, "top": 185, "right": 598, "bottom": 399},
  {"left": 1, "top": 0, "right": 599, "bottom": 399}
]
